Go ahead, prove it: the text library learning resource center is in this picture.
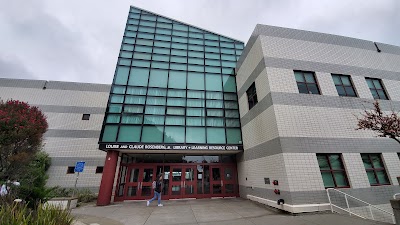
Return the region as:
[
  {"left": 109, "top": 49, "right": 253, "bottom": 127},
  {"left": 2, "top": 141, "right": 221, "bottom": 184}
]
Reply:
[{"left": 2, "top": 6, "right": 400, "bottom": 214}]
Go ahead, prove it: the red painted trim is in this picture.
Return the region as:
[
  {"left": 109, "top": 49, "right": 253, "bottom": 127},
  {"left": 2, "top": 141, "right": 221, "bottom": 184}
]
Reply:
[{"left": 97, "top": 150, "right": 119, "bottom": 206}]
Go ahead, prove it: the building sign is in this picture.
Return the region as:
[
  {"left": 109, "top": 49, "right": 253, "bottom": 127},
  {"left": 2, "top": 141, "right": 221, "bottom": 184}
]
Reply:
[{"left": 99, "top": 144, "right": 243, "bottom": 151}]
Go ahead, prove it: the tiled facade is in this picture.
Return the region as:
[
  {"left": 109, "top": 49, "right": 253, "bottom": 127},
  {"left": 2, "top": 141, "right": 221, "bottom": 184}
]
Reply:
[
  {"left": 236, "top": 24, "right": 400, "bottom": 211},
  {"left": 0, "top": 78, "right": 110, "bottom": 192}
]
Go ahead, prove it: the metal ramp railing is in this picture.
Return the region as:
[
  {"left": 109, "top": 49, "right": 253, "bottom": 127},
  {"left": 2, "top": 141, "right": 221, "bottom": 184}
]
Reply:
[{"left": 326, "top": 188, "right": 395, "bottom": 224}]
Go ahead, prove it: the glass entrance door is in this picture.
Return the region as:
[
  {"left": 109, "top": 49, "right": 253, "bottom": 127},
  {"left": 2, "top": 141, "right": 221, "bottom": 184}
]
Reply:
[
  {"left": 168, "top": 165, "right": 197, "bottom": 198},
  {"left": 222, "top": 166, "right": 237, "bottom": 197},
  {"left": 210, "top": 166, "right": 223, "bottom": 197},
  {"left": 124, "top": 165, "right": 156, "bottom": 200}
]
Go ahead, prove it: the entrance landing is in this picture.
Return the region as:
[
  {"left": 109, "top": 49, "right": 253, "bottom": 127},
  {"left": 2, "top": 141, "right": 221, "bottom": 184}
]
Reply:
[{"left": 72, "top": 198, "right": 391, "bottom": 225}]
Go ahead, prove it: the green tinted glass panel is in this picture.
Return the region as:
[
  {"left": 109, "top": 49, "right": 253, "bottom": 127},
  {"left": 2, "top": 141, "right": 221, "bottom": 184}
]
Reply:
[
  {"left": 102, "top": 125, "right": 118, "bottom": 142},
  {"left": 294, "top": 72, "right": 305, "bottom": 82},
  {"left": 109, "top": 104, "right": 122, "bottom": 113},
  {"left": 376, "top": 171, "right": 390, "bottom": 184},
  {"left": 223, "top": 75, "right": 236, "bottom": 92},
  {"left": 333, "top": 172, "right": 349, "bottom": 187},
  {"left": 125, "top": 96, "right": 145, "bottom": 104},
  {"left": 187, "top": 108, "right": 205, "bottom": 116},
  {"left": 122, "top": 44, "right": 134, "bottom": 51},
  {"left": 206, "top": 100, "right": 223, "bottom": 108},
  {"left": 187, "top": 73, "right": 205, "bottom": 90},
  {"left": 224, "top": 93, "right": 237, "bottom": 100},
  {"left": 141, "top": 126, "right": 164, "bottom": 143},
  {"left": 366, "top": 171, "right": 378, "bottom": 185},
  {"left": 154, "top": 41, "right": 171, "bottom": 48},
  {"left": 124, "top": 105, "right": 143, "bottom": 113},
  {"left": 147, "top": 97, "right": 166, "bottom": 105},
  {"left": 133, "top": 52, "right": 151, "bottom": 60},
  {"left": 110, "top": 95, "right": 124, "bottom": 103},
  {"left": 366, "top": 79, "right": 374, "bottom": 89},
  {"left": 132, "top": 60, "right": 150, "bottom": 67},
  {"left": 168, "top": 71, "right": 186, "bottom": 89},
  {"left": 341, "top": 76, "right": 351, "bottom": 86},
  {"left": 126, "top": 87, "right": 147, "bottom": 95},
  {"left": 144, "top": 115, "right": 165, "bottom": 125},
  {"left": 226, "top": 128, "right": 241, "bottom": 144},
  {"left": 165, "top": 116, "right": 185, "bottom": 125},
  {"left": 317, "top": 155, "right": 330, "bottom": 170},
  {"left": 157, "top": 22, "right": 172, "bottom": 29},
  {"left": 153, "top": 47, "right": 170, "bottom": 55},
  {"left": 128, "top": 68, "right": 149, "bottom": 86},
  {"left": 186, "top": 127, "right": 206, "bottom": 143},
  {"left": 149, "top": 70, "right": 168, "bottom": 88},
  {"left": 171, "top": 56, "right": 187, "bottom": 63},
  {"left": 187, "top": 99, "right": 205, "bottom": 107},
  {"left": 206, "top": 118, "right": 224, "bottom": 127},
  {"left": 187, "top": 90, "right": 204, "bottom": 98},
  {"left": 361, "top": 154, "right": 372, "bottom": 168},
  {"left": 120, "top": 51, "right": 133, "bottom": 58},
  {"left": 112, "top": 86, "right": 126, "bottom": 94},
  {"left": 225, "top": 110, "right": 239, "bottom": 118},
  {"left": 189, "top": 51, "right": 204, "bottom": 58},
  {"left": 155, "top": 34, "right": 171, "bottom": 41},
  {"left": 119, "top": 59, "right": 131, "bottom": 66},
  {"left": 152, "top": 62, "right": 169, "bottom": 69},
  {"left": 147, "top": 88, "right": 167, "bottom": 96},
  {"left": 329, "top": 154, "right": 343, "bottom": 169},
  {"left": 136, "top": 39, "right": 152, "bottom": 46},
  {"left": 371, "top": 155, "right": 384, "bottom": 168},
  {"left": 226, "top": 119, "right": 240, "bottom": 127},
  {"left": 115, "top": 67, "right": 129, "bottom": 85},
  {"left": 125, "top": 31, "right": 136, "bottom": 37},
  {"left": 186, "top": 117, "right": 205, "bottom": 126},
  {"left": 106, "top": 114, "right": 120, "bottom": 123},
  {"left": 145, "top": 106, "right": 165, "bottom": 115},
  {"left": 121, "top": 115, "right": 143, "bottom": 124},
  {"left": 167, "top": 107, "right": 185, "bottom": 115},
  {"left": 206, "top": 91, "right": 223, "bottom": 99},
  {"left": 170, "top": 63, "right": 186, "bottom": 70},
  {"left": 321, "top": 172, "right": 335, "bottom": 188},
  {"left": 168, "top": 89, "right": 186, "bottom": 98},
  {"left": 224, "top": 101, "right": 238, "bottom": 109},
  {"left": 152, "top": 54, "right": 169, "bottom": 62},
  {"left": 207, "top": 109, "right": 223, "bottom": 117},
  {"left": 207, "top": 128, "right": 226, "bottom": 144},
  {"left": 164, "top": 126, "right": 185, "bottom": 143},
  {"left": 167, "top": 98, "right": 185, "bottom": 106},
  {"left": 135, "top": 46, "right": 152, "bottom": 53}
]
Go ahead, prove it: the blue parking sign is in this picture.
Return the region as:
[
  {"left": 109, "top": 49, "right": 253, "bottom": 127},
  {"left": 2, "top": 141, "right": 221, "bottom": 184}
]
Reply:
[{"left": 74, "top": 161, "right": 85, "bottom": 173}]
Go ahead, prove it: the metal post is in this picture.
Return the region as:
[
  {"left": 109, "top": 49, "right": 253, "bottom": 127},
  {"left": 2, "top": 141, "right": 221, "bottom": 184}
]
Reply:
[
  {"left": 326, "top": 189, "right": 333, "bottom": 213},
  {"left": 72, "top": 172, "right": 80, "bottom": 197},
  {"left": 369, "top": 205, "right": 374, "bottom": 220},
  {"left": 344, "top": 194, "right": 350, "bottom": 215}
]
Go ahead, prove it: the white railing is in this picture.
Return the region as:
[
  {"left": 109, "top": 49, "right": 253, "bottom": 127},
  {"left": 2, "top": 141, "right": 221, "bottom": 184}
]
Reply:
[{"left": 326, "top": 188, "right": 395, "bottom": 224}]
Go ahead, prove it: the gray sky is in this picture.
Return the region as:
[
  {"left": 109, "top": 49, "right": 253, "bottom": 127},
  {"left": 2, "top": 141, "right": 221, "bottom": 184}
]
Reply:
[{"left": 0, "top": 0, "right": 399, "bottom": 84}]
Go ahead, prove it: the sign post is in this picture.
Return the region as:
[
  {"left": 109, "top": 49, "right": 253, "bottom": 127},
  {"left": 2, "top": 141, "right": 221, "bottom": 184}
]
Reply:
[{"left": 72, "top": 161, "right": 85, "bottom": 197}]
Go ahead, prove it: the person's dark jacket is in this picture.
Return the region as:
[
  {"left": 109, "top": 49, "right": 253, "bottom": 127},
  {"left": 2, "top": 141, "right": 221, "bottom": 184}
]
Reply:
[{"left": 155, "top": 180, "right": 162, "bottom": 193}]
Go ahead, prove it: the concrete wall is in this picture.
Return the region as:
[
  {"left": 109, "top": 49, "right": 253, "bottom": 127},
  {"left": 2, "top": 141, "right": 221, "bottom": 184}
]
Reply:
[
  {"left": 236, "top": 24, "right": 400, "bottom": 210},
  {"left": 0, "top": 78, "right": 110, "bottom": 193}
]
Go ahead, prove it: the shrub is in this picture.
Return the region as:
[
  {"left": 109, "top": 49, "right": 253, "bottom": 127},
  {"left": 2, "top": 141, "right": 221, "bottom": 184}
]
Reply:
[
  {"left": 0, "top": 202, "right": 73, "bottom": 225},
  {"left": 50, "top": 187, "right": 97, "bottom": 203}
]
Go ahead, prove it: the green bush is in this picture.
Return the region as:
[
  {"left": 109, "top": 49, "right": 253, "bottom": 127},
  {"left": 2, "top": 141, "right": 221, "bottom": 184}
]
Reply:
[
  {"left": 0, "top": 202, "right": 73, "bottom": 225},
  {"left": 51, "top": 187, "right": 97, "bottom": 203}
]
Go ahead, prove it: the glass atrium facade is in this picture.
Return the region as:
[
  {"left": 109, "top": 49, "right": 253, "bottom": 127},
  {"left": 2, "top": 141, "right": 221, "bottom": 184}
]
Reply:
[{"left": 99, "top": 6, "right": 244, "bottom": 147}]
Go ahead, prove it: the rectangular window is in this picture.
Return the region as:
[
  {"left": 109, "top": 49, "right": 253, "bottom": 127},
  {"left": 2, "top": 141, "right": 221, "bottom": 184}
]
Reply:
[
  {"left": 332, "top": 74, "right": 357, "bottom": 97},
  {"left": 294, "top": 71, "right": 320, "bottom": 95},
  {"left": 361, "top": 153, "right": 390, "bottom": 185},
  {"left": 246, "top": 82, "right": 258, "bottom": 110},
  {"left": 365, "top": 78, "right": 389, "bottom": 100},
  {"left": 317, "top": 154, "right": 349, "bottom": 188},
  {"left": 67, "top": 167, "right": 75, "bottom": 174},
  {"left": 96, "top": 166, "right": 104, "bottom": 174},
  {"left": 82, "top": 114, "right": 90, "bottom": 120}
]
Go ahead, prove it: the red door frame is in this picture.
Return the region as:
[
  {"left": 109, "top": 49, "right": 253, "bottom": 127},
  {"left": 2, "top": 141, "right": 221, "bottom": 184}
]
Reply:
[{"left": 114, "top": 162, "right": 237, "bottom": 201}]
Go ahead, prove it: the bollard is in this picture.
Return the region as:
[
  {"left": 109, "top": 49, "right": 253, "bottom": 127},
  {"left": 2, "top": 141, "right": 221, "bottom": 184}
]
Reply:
[{"left": 390, "top": 199, "right": 400, "bottom": 225}]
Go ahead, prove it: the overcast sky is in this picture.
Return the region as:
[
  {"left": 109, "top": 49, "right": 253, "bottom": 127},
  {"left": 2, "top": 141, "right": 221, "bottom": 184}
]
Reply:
[{"left": 0, "top": 0, "right": 399, "bottom": 84}]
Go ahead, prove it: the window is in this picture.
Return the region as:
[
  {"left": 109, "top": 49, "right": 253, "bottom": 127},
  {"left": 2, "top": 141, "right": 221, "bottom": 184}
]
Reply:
[
  {"left": 361, "top": 154, "right": 390, "bottom": 185},
  {"left": 317, "top": 154, "right": 349, "bottom": 188},
  {"left": 365, "top": 78, "right": 389, "bottom": 100},
  {"left": 246, "top": 82, "right": 258, "bottom": 110},
  {"left": 67, "top": 167, "right": 75, "bottom": 174},
  {"left": 82, "top": 114, "right": 90, "bottom": 120},
  {"left": 294, "top": 71, "right": 320, "bottom": 95},
  {"left": 96, "top": 166, "right": 104, "bottom": 174},
  {"left": 332, "top": 74, "right": 357, "bottom": 97}
]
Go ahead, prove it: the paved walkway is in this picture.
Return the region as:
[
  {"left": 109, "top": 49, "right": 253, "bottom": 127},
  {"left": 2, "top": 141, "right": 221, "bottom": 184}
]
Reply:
[{"left": 72, "top": 198, "right": 391, "bottom": 225}]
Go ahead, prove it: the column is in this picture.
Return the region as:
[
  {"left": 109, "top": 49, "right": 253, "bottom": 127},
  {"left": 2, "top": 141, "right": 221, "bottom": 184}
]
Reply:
[{"left": 97, "top": 150, "right": 119, "bottom": 206}]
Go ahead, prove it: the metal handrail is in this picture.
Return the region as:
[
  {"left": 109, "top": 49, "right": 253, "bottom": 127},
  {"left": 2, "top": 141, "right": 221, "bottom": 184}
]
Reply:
[
  {"left": 326, "top": 188, "right": 395, "bottom": 224},
  {"left": 327, "top": 188, "right": 394, "bottom": 216}
]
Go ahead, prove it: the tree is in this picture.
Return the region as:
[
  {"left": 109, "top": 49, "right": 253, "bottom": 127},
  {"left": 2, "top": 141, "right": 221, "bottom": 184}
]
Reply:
[
  {"left": 357, "top": 101, "right": 400, "bottom": 144},
  {"left": 0, "top": 100, "right": 48, "bottom": 180}
]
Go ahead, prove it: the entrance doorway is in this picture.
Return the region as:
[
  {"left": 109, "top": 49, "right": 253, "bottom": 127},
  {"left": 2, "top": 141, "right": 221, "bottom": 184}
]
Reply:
[{"left": 114, "top": 163, "right": 238, "bottom": 201}]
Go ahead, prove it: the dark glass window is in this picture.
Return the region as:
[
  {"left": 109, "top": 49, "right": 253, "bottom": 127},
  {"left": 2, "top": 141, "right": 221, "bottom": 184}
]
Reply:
[
  {"left": 82, "top": 114, "right": 90, "bottom": 120},
  {"left": 67, "top": 167, "right": 75, "bottom": 174},
  {"left": 246, "top": 82, "right": 258, "bottom": 110},
  {"left": 365, "top": 78, "right": 389, "bottom": 100},
  {"left": 294, "top": 71, "right": 320, "bottom": 95},
  {"left": 332, "top": 74, "right": 357, "bottom": 97},
  {"left": 317, "top": 154, "right": 349, "bottom": 188},
  {"left": 96, "top": 166, "right": 104, "bottom": 174},
  {"left": 361, "top": 154, "right": 390, "bottom": 185}
]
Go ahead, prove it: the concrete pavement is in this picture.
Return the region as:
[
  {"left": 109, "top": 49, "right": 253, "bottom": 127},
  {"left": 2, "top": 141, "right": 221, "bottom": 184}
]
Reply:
[{"left": 72, "top": 198, "right": 391, "bottom": 225}]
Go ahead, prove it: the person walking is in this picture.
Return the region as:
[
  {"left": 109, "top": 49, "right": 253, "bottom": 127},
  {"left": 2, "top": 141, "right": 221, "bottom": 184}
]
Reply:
[{"left": 147, "top": 174, "right": 163, "bottom": 207}]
